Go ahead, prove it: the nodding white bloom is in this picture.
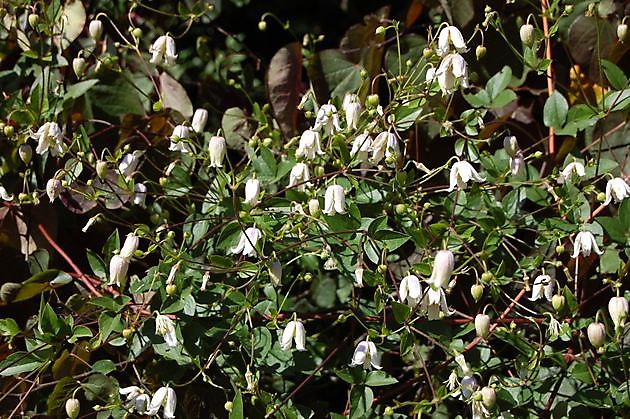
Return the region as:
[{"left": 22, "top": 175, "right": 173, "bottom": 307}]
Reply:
[
  {"left": 399, "top": 275, "right": 423, "bottom": 307},
  {"left": 155, "top": 314, "right": 177, "bottom": 348},
  {"left": 429, "top": 250, "right": 455, "bottom": 288},
  {"left": 269, "top": 260, "right": 282, "bottom": 286},
  {"left": 323, "top": 184, "right": 346, "bottom": 215},
  {"left": 119, "top": 386, "right": 150, "bottom": 414},
  {"left": 529, "top": 274, "right": 555, "bottom": 302},
  {"left": 46, "top": 178, "right": 62, "bottom": 203},
  {"left": 503, "top": 136, "right": 520, "bottom": 158},
  {"left": 200, "top": 271, "right": 210, "bottom": 291},
  {"left": 108, "top": 254, "right": 129, "bottom": 288},
  {"left": 349, "top": 340, "right": 382, "bottom": 370},
  {"left": 604, "top": 177, "right": 630, "bottom": 205},
  {"left": 350, "top": 132, "right": 373, "bottom": 164},
  {"left": 475, "top": 313, "right": 491, "bottom": 338},
  {"left": 296, "top": 129, "right": 324, "bottom": 160},
  {"left": 471, "top": 396, "right": 490, "bottom": 419},
  {"left": 426, "top": 65, "right": 437, "bottom": 84},
  {"left": 308, "top": 198, "right": 320, "bottom": 216},
  {"left": 82, "top": 214, "right": 100, "bottom": 233},
  {"left": 343, "top": 93, "right": 362, "bottom": 130},
  {"left": 65, "top": 398, "right": 80, "bottom": 419},
  {"left": 166, "top": 262, "right": 180, "bottom": 284},
  {"left": 608, "top": 296, "right": 628, "bottom": 330},
  {"left": 149, "top": 35, "right": 177, "bottom": 66},
  {"left": 208, "top": 135, "right": 227, "bottom": 168},
  {"left": 455, "top": 353, "right": 472, "bottom": 376},
  {"left": 169, "top": 125, "right": 192, "bottom": 153},
  {"left": 88, "top": 19, "right": 103, "bottom": 40},
  {"left": 460, "top": 376, "right": 478, "bottom": 400},
  {"left": 0, "top": 185, "right": 13, "bottom": 201},
  {"left": 244, "top": 178, "right": 260, "bottom": 205},
  {"left": 354, "top": 258, "right": 364, "bottom": 287},
  {"left": 313, "top": 104, "right": 342, "bottom": 136},
  {"left": 436, "top": 53, "right": 469, "bottom": 95},
  {"left": 557, "top": 161, "right": 585, "bottom": 184},
  {"left": 118, "top": 150, "right": 143, "bottom": 178},
  {"left": 72, "top": 57, "right": 86, "bottom": 78},
  {"left": 19, "top": 144, "right": 33, "bottom": 164},
  {"left": 370, "top": 131, "right": 400, "bottom": 166},
  {"left": 571, "top": 230, "right": 603, "bottom": 258},
  {"left": 436, "top": 25, "right": 467, "bottom": 56},
  {"left": 288, "top": 163, "right": 311, "bottom": 191},
  {"left": 421, "top": 286, "right": 453, "bottom": 320},
  {"left": 510, "top": 151, "right": 525, "bottom": 177},
  {"left": 147, "top": 386, "right": 177, "bottom": 419},
  {"left": 231, "top": 227, "right": 262, "bottom": 257},
  {"left": 191, "top": 108, "right": 208, "bottom": 133},
  {"left": 133, "top": 183, "right": 147, "bottom": 207},
  {"left": 587, "top": 322, "right": 606, "bottom": 348},
  {"left": 120, "top": 234, "right": 139, "bottom": 259},
  {"left": 280, "top": 319, "right": 306, "bottom": 351},
  {"left": 448, "top": 160, "right": 485, "bottom": 192},
  {"left": 33, "top": 122, "right": 63, "bottom": 156}
]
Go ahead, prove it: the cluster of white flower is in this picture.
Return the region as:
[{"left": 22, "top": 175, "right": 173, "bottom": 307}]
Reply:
[
  {"left": 108, "top": 233, "right": 140, "bottom": 288},
  {"left": 427, "top": 26, "right": 469, "bottom": 95},
  {"left": 119, "top": 385, "right": 176, "bottom": 419}
]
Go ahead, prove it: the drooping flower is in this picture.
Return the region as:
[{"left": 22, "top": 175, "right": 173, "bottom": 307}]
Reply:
[
  {"left": 46, "top": 178, "right": 63, "bottom": 203},
  {"left": 155, "top": 313, "right": 177, "bottom": 347},
  {"left": 350, "top": 132, "right": 373, "bottom": 164},
  {"left": 118, "top": 150, "right": 143, "bottom": 178},
  {"left": 399, "top": 275, "right": 423, "bottom": 307},
  {"left": 108, "top": 254, "right": 129, "bottom": 288},
  {"left": 65, "top": 398, "right": 80, "bottom": 419},
  {"left": 503, "top": 136, "right": 520, "bottom": 158},
  {"left": 429, "top": 250, "right": 455, "bottom": 288},
  {"left": 147, "top": 386, "right": 177, "bottom": 419},
  {"left": 230, "top": 227, "right": 262, "bottom": 257},
  {"left": 421, "top": 286, "right": 453, "bottom": 320},
  {"left": 120, "top": 234, "right": 139, "bottom": 259},
  {"left": 244, "top": 178, "right": 260, "bottom": 205},
  {"left": 571, "top": 230, "right": 603, "bottom": 258},
  {"left": 448, "top": 160, "right": 485, "bottom": 191},
  {"left": 370, "top": 131, "right": 400, "bottom": 166},
  {"left": 119, "top": 386, "right": 151, "bottom": 414},
  {"left": 510, "top": 151, "right": 525, "bottom": 177},
  {"left": 191, "top": 108, "right": 208, "bottom": 133},
  {"left": 608, "top": 296, "right": 628, "bottom": 330},
  {"left": 604, "top": 177, "right": 630, "bottom": 205},
  {"left": 436, "top": 25, "right": 467, "bottom": 56},
  {"left": 323, "top": 185, "right": 346, "bottom": 215},
  {"left": 89, "top": 19, "right": 103, "bottom": 40},
  {"left": 280, "top": 319, "right": 306, "bottom": 351},
  {"left": 33, "top": 122, "right": 64, "bottom": 156},
  {"left": 587, "top": 322, "right": 606, "bottom": 348},
  {"left": 0, "top": 185, "right": 13, "bottom": 201},
  {"left": 557, "top": 161, "right": 585, "bottom": 184},
  {"left": 288, "top": 163, "right": 311, "bottom": 191},
  {"left": 343, "top": 93, "right": 362, "bottom": 130},
  {"left": 149, "top": 35, "right": 177, "bottom": 66},
  {"left": 313, "top": 104, "right": 342, "bottom": 136},
  {"left": 529, "top": 274, "right": 555, "bottom": 302},
  {"left": 475, "top": 313, "right": 491, "bottom": 338},
  {"left": 133, "top": 183, "right": 147, "bottom": 207},
  {"left": 435, "top": 53, "right": 469, "bottom": 95},
  {"left": 169, "top": 125, "right": 192, "bottom": 153},
  {"left": 208, "top": 135, "right": 227, "bottom": 168},
  {"left": 296, "top": 129, "right": 324, "bottom": 160},
  {"left": 349, "top": 340, "right": 382, "bottom": 370},
  {"left": 308, "top": 198, "right": 320, "bottom": 217}
]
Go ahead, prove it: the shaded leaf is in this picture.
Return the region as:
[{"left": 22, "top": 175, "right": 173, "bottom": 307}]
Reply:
[
  {"left": 159, "top": 72, "right": 193, "bottom": 118},
  {"left": 267, "top": 43, "right": 302, "bottom": 138}
]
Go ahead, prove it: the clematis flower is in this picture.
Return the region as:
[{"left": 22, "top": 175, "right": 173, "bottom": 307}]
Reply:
[
  {"left": 323, "top": 185, "right": 346, "bottom": 215},
  {"left": 571, "top": 230, "right": 603, "bottom": 258},
  {"left": 313, "top": 104, "right": 342, "bottom": 136},
  {"left": 118, "top": 150, "right": 143, "bottom": 178},
  {"left": 296, "top": 129, "right": 324, "bottom": 160},
  {"left": 308, "top": 198, "right": 320, "bottom": 216},
  {"left": 448, "top": 160, "right": 485, "bottom": 191},
  {"left": 169, "top": 125, "right": 192, "bottom": 153},
  {"left": 608, "top": 296, "right": 628, "bottom": 330},
  {"left": 350, "top": 132, "right": 373, "bottom": 164},
  {"left": 133, "top": 183, "right": 147, "bottom": 207},
  {"left": 191, "top": 108, "right": 208, "bottom": 133},
  {"left": 587, "top": 322, "right": 606, "bottom": 348},
  {"left": 208, "top": 136, "right": 227, "bottom": 168},
  {"left": 343, "top": 93, "right": 362, "bottom": 130},
  {"left": 429, "top": 250, "right": 455, "bottom": 288},
  {"left": 155, "top": 314, "right": 177, "bottom": 347},
  {"left": 370, "top": 131, "right": 400, "bottom": 166},
  {"left": 46, "top": 178, "right": 62, "bottom": 203},
  {"left": 119, "top": 386, "right": 150, "bottom": 414},
  {"left": 510, "top": 151, "right": 525, "bottom": 177},
  {"left": 108, "top": 254, "right": 129, "bottom": 288},
  {"left": 89, "top": 19, "right": 103, "bottom": 41},
  {"left": 231, "top": 227, "right": 262, "bottom": 257},
  {"left": 149, "top": 35, "right": 177, "bottom": 66},
  {"left": 280, "top": 319, "right": 306, "bottom": 351},
  {"left": 435, "top": 53, "right": 469, "bottom": 95},
  {"left": 33, "top": 122, "right": 64, "bottom": 156},
  {"left": 399, "top": 275, "right": 423, "bottom": 307},
  {"left": 147, "top": 386, "right": 177, "bottom": 419},
  {"left": 503, "top": 136, "right": 520, "bottom": 158},
  {"left": 421, "top": 286, "right": 453, "bottom": 320},
  {"left": 288, "top": 163, "right": 311, "bottom": 191},
  {"left": 529, "top": 274, "right": 555, "bottom": 302},
  {"left": 475, "top": 313, "right": 491, "bottom": 338},
  {"left": 349, "top": 340, "right": 382, "bottom": 370},
  {"left": 604, "top": 177, "right": 630, "bottom": 205},
  {"left": 557, "top": 161, "right": 585, "bottom": 184},
  {"left": 120, "top": 234, "right": 139, "bottom": 259},
  {"left": 436, "top": 25, "right": 467, "bottom": 56},
  {"left": 244, "top": 178, "right": 260, "bottom": 206},
  {"left": 0, "top": 185, "right": 14, "bottom": 201}
]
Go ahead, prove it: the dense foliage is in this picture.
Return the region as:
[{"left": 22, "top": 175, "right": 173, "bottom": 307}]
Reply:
[{"left": 0, "top": 0, "right": 629, "bottom": 418}]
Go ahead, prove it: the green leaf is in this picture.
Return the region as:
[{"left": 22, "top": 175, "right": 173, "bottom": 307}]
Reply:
[
  {"left": 374, "top": 230, "right": 410, "bottom": 251},
  {"left": 490, "top": 90, "right": 517, "bottom": 109},
  {"left": 350, "top": 385, "right": 373, "bottom": 419},
  {"left": 486, "top": 66, "right": 512, "bottom": 100},
  {"left": 46, "top": 376, "right": 76, "bottom": 416},
  {"left": 97, "top": 312, "right": 122, "bottom": 344},
  {"left": 0, "top": 352, "right": 46, "bottom": 376},
  {"left": 229, "top": 390, "right": 244, "bottom": 419},
  {"left": 222, "top": 107, "right": 254, "bottom": 151},
  {"left": 365, "top": 371, "right": 398, "bottom": 386},
  {"left": 601, "top": 60, "right": 628, "bottom": 90},
  {"left": 86, "top": 249, "right": 107, "bottom": 279},
  {"left": 392, "top": 301, "right": 410, "bottom": 323},
  {"left": 311, "top": 276, "right": 336, "bottom": 308},
  {"left": 602, "top": 89, "right": 630, "bottom": 112},
  {"left": 65, "top": 80, "right": 99, "bottom": 100},
  {"left": 543, "top": 91, "right": 568, "bottom": 129},
  {"left": 317, "top": 49, "right": 362, "bottom": 100},
  {"left": 394, "top": 100, "right": 425, "bottom": 131},
  {"left": 89, "top": 78, "right": 145, "bottom": 116},
  {"left": 52, "top": 0, "right": 86, "bottom": 50},
  {"left": 39, "top": 303, "right": 61, "bottom": 335},
  {"left": 570, "top": 362, "right": 593, "bottom": 384},
  {"left": 92, "top": 359, "right": 116, "bottom": 375}
]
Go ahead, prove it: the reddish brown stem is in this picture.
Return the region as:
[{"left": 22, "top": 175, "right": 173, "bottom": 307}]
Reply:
[{"left": 541, "top": 0, "right": 556, "bottom": 156}]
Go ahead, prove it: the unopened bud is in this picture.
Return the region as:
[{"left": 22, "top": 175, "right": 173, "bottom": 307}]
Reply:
[
  {"left": 422, "top": 47, "right": 433, "bottom": 59},
  {"left": 481, "top": 386, "right": 496, "bottom": 408},
  {"left": 476, "top": 45, "right": 487, "bottom": 60},
  {"left": 375, "top": 26, "right": 386, "bottom": 36},
  {"left": 224, "top": 401, "right": 233, "bottom": 412},
  {"left": 96, "top": 160, "right": 108, "bottom": 179},
  {"left": 132, "top": 27, "right": 143, "bottom": 39},
  {"left": 552, "top": 294, "right": 565, "bottom": 312},
  {"left": 475, "top": 313, "right": 491, "bottom": 338},
  {"left": 503, "top": 135, "right": 520, "bottom": 158},
  {"left": 308, "top": 199, "right": 320, "bottom": 217},
  {"left": 89, "top": 19, "right": 103, "bottom": 40},
  {"left": 367, "top": 94, "right": 380, "bottom": 108},
  {"left": 166, "top": 283, "right": 177, "bottom": 296},
  {"left": 587, "top": 322, "right": 606, "bottom": 348},
  {"left": 19, "top": 144, "right": 32, "bottom": 164},
  {"left": 28, "top": 13, "right": 39, "bottom": 29},
  {"left": 555, "top": 244, "right": 565, "bottom": 254},
  {"left": 471, "top": 284, "right": 484, "bottom": 302},
  {"left": 481, "top": 271, "right": 494, "bottom": 283},
  {"left": 3, "top": 125, "right": 14, "bottom": 137},
  {"left": 618, "top": 23, "right": 628, "bottom": 42},
  {"left": 65, "top": 398, "right": 80, "bottom": 419},
  {"left": 520, "top": 24, "right": 536, "bottom": 47},
  {"left": 258, "top": 20, "right": 267, "bottom": 31},
  {"left": 73, "top": 57, "right": 86, "bottom": 78}
]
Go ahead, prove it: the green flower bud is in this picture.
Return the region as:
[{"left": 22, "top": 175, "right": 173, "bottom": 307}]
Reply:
[
  {"left": 471, "top": 284, "right": 484, "bottom": 302},
  {"left": 3, "top": 125, "right": 14, "bottom": 137},
  {"left": 555, "top": 244, "right": 565, "bottom": 254},
  {"left": 153, "top": 101, "right": 163, "bottom": 112},
  {"left": 28, "top": 14, "right": 39, "bottom": 29},
  {"left": 395, "top": 203, "right": 407, "bottom": 215},
  {"left": 258, "top": 20, "right": 267, "bottom": 32},
  {"left": 132, "top": 27, "right": 143, "bottom": 39},
  {"left": 618, "top": 23, "right": 628, "bottom": 42},
  {"left": 224, "top": 401, "right": 233, "bottom": 412},
  {"left": 122, "top": 327, "right": 134, "bottom": 338},
  {"left": 476, "top": 45, "right": 487, "bottom": 60},
  {"left": 367, "top": 94, "right": 380, "bottom": 108},
  {"left": 481, "top": 271, "right": 494, "bottom": 283},
  {"left": 262, "top": 137, "right": 273, "bottom": 147},
  {"left": 552, "top": 294, "right": 565, "bottom": 312},
  {"left": 481, "top": 386, "right": 496, "bottom": 408},
  {"left": 19, "top": 144, "right": 32, "bottom": 164},
  {"left": 384, "top": 406, "right": 394, "bottom": 415},
  {"left": 520, "top": 24, "right": 536, "bottom": 47},
  {"left": 65, "top": 398, "right": 80, "bottom": 419},
  {"left": 166, "top": 283, "right": 177, "bottom": 296},
  {"left": 422, "top": 47, "right": 433, "bottom": 59},
  {"left": 375, "top": 26, "right": 386, "bottom": 36}
]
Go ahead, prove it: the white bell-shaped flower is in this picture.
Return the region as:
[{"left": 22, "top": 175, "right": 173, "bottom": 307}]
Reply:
[
  {"left": 280, "top": 319, "right": 306, "bottom": 351},
  {"left": 529, "top": 274, "right": 555, "bottom": 302},
  {"left": 354, "top": 265, "right": 364, "bottom": 288},
  {"left": 448, "top": 160, "right": 485, "bottom": 191},
  {"left": 118, "top": 150, "right": 143, "bottom": 178},
  {"left": 46, "top": 178, "right": 62, "bottom": 203},
  {"left": 436, "top": 25, "right": 467, "bottom": 57},
  {"left": 191, "top": 108, "right": 208, "bottom": 133},
  {"left": 169, "top": 125, "right": 192, "bottom": 153},
  {"left": 88, "top": 19, "right": 103, "bottom": 41},
  {"left": 436, "top": 53, "right": 469, "bottom": 95},
  {"left": 244, "top": 178, "right": 260, "bottom": 205},
  {"left": 604, "top": 177, "right": 630, "bottom": 205},
  {"left": 231, "top": 227, "right": 262, "bottom": 257},
  {"left": 33, "top": 122, "right": 63, "bottom": 156},
  {"left": 475, "top": 313, "right": 491, "bottom": 338},
  {"left": 0, "top": 185, "right": 14, "bottom": 201},
  {"left": 149, "top": 35, "right": 177, "bottom": 66},
  {"left": 147, "top": 386, "right": 177, "bottom": 419},
  {"left": 399, "top": 275, "right": 423, "bottom": 307},
  {"left": 587, "top": 322, "right": 606, "bottom": 348},
  {"left": 557, "top": 161, "right": 585, "bottom": 184},
  {"left": 571, "top": 230, "right": 603, "bottom": 258},
  {"left": 119, "top": 386, "right": 150, "bottom": 414},
  {"left": 296, "top": 129, "right": 324, "bottom": 160},
  {"left": 323, "top": 185, "right": 346, "bottom": 215},
  {"left": 421, "top": 286, "right": 453, "bottom": 320},
  {"left": 510, "top": 151, "right": 526, "bottom": 177},
  {"left": 313, "top": 104, "right": 342, "bottom": 136},
  {"left": 288, "top": 163, "right": 311, "bottom": 191},
  {"left": 208, "top": 135, "right": 227, "bottom": 168},
  {"left": 370, "top": 131, "right": 400, "bottom": 166},
  {"left": 429, "top": 250, "right": 455, "bottom": 288},
  {"left": 120, "top": 234, "right": 139, "bottom": 259},
  {"left": 608, "top": 296, "right": 628, "bottom": 330},
  {"left": 108, "top": 254, "right": 129, "bottom": 288},
  {"left": 155, "top": 313, "right": 177, "bottom": 347},
  {"left": 349, "top": 340, "right": 382, "bottom": 370},
  {"left": 503, "top": 135, "right": 520, "bottom": 158},
  {"left": 343, "top": 93, "right": 362, "bottom": 130},
  {"left": 350, "top": 132, "right": 373, "bottom": 164},
  {"left": 133, "top": 183, "right": 147, "bottom": 207}
]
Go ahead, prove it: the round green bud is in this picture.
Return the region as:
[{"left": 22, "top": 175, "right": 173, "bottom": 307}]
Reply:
[
  {"left": 360, "top": 68, "right": 368, "bottom": 78},
  {"left": 564, "top": 5, "right": 573, "bottom": 14},
  {"left": 96, "top": 160, "right": 108, "bottom": 179},
  {"left": 122, "top": 327, "right": 134, "bottom": 338},
  {"left": 552, "top": 294, "right": 565, "bottom": 312},
  {"left": 305, "top": 110, "right": 314, "bottom": 119},
  {"left": 152, "top": 101, "right": 163, "bottom": 112},
  {"left": 395, "top": 204, "right": 407, "bottom": 215},
  {"left": 476, "top": 45, "right": 487, "bottom": 60},
  {"left": 481, "top": 271, "right": 494, "bottom": 283},
  {"left": 159, "top": 177, "right": 168, "bottom": 186},
  {"left": 367, "top": 94, "right": 380, "bottom": 108},
  {"left": 166, "top": 283, "right": 177, "bottom": 296},
  {"left": 375, "top": 26, "right": 386, "bottom": 36},
  {"left": 28, "top": 14, "right": 39, "bottom": 29},
  {"left": 166, "top": 230, "right": 176, "bottom": 240},
  {"left": 3, "top": 125, "right": 14, "bottom": 137},
  {"left": 258, "top": 20, "right": 267, "bottom": 32},
  {"left": 224, "top": 401, "right": 233, "bottom": 412},
  {"left": 555, "top": 244, "right": 565, "bottom": 255},
  {"left": 597, "top": 192, "right": 606, "bottom": 202},
  {"left": 248, "top": 138, "right": 258, "bottom": 148},
  {"left": 471, "top": 284, "right": 484, "bottom": 302},
  {"left": 262, "top": 137, "right": 273, "bottom": 147},
  {"left": 132, "top": 27, "right": 143, "bottom": 39},
  {"left": 618, "top": 24, "right": 628, "bottom": 42},
  {"left": 303, "top": 273, "right": 312, "bottom": 282},
  {"left": 150, "top": 213, "right": 160, "bottom": 224},
  {"left": 481, "top": 386, "right": 496, "bottom": 408},
  {"left": 18, "top": 144, "right": 32, "bottom": 164},
  {"left": 384, "top": 406, "right": 394, "bottom": 416},
  {"left": 18, "top": 192, "right": 28, "bottom": 202},
  {"left": 377, "top": 264, "right": 387, "bottom": 274}
]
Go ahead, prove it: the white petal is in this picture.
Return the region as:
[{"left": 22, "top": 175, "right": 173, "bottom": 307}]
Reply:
[
  {"left": 281, "top": 321, "right": 296, "bottom": 350},
  {"left": 294, "top": 321, "right": 306, "bottom": 351}
]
